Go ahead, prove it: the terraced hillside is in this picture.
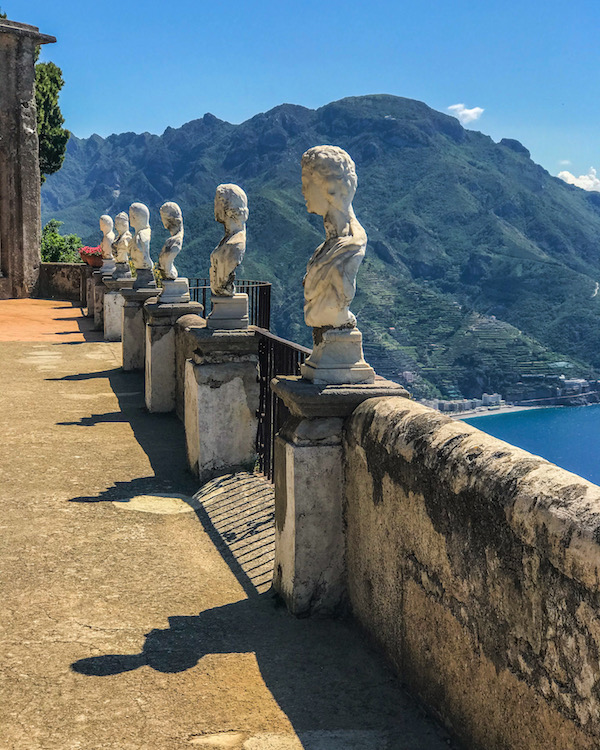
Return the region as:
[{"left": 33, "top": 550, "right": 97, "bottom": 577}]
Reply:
[{"left": 42, "top": 95, "right": 600, "bottom": 397}]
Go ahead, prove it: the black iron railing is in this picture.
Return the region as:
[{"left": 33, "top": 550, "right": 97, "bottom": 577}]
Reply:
[
  {"left": 255, "top": 327, "right": 311, "bottom": 482},
  {"left": 189, "top": 278, "right": 271, "bottom": 330}
]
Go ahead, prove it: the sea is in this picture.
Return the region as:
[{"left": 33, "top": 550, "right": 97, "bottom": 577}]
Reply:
[{"left": 463, "top": 405, "right": 600, "bottom": 486}]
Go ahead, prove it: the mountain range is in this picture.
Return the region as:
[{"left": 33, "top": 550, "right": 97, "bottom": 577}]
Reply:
[{"left": 41, "top": 94, "right": 600, "bottom": 398}]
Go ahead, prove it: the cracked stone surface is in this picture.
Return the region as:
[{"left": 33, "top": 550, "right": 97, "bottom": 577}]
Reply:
[{"left": 0, "top": 301, "right": 456, "bottom": 749}]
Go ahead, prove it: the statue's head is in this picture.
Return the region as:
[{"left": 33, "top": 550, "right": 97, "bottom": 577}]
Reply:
[
  {"left": 114, "top": 211, "right": 129, "bottom": 235},
  {"left": 214, "top": 183, "right": 249, "bottom": 226},
  {"left": 99, "top": 214, "right": 113, "bottom": 234},
  {"left": 160, "top": 201, "right": 183, "bottom": 233},
  {"left": 301, "top": 145, "right": 357, "bottom": 216},
  {"left": 129, "top": 202, "right": 150, "bottom": 231}
]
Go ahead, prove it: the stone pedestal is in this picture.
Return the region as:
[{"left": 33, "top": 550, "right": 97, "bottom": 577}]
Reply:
[
  {"left": 85, "top": 270, "right": 102, "bottom": 318},
  {"left": 301, "top": 327, "right": 375, "bottom": 385},
  {"left": 93, "top": 273, "right": 114, "bottom": 330},
  {"left": 103, "top": 278, "right": 134, "bottom": 342},
  {"left": 184, "top": 329, "right": 259, "bottom": 480},
  {"left": 271, "top": 376, "right": 408, "bottom": 617},
  {"left": 112, "top": 262, "right": 132, "bottom": 281},
  {"left": 207, "top": 293, "right": 249, "bottom": 330},
  {"left": 143, "top": 298, "right": 203, "bottom": 413},
  {"left": 99, "top": 258, "right": 116, "bottom": 276},
  {"left": 159, "top": 277, "right": 190, "bottom": 304},
  {"left": 0, "top": 21, "right": 55, "bottom": 299},
  {"left": 133, "top": 268, "right": 156, "bottom": 290},
  {"left": 121, "top": 288, "right": 160, "bottom": 371},
  {"left": 89, "top": 271, "right": 107, "bottom": 327}
]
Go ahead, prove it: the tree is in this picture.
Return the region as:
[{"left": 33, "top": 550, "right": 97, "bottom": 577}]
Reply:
[
  {"left": 40, "top": 219, "right": 82, "bottom": 263},
  {"left": 35, "top": 58, "right": 70, "bottom": 183}
]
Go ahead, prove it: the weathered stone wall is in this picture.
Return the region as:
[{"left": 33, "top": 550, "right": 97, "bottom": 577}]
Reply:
[
  {"left": 0, "top": 21, "right": 55, "bottom": 299},
  {"left": 38, "top": 262, "right": 93, "bottom": 304},
  {"left": 344, "top": 397, "right": 600, "bottom": 750}
]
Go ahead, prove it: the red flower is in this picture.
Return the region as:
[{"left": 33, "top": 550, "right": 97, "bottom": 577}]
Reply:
[{"left": 79, "top": 245, "right": 102, "bottom": 257}]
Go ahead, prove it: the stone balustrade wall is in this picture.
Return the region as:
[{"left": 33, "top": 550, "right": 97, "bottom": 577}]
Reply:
[
  {"left": 38, "top": 262, "right": 94, "bottom": 305},
  {"left": 344, "top": 396, "right": 600, "bottom": 750}
]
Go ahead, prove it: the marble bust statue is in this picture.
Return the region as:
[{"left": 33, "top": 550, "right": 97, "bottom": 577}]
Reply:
[
  {"left": 99, "top": 214, "right": 115, "bottom": 267},
  {"left": 299, "top": 145, "right": 374, "bottom": 384},
  {"left": 301, "top": 145, "right": 367, "bottom": 330},
  {"left": 158, "top": 201, "right": 183, "bottom": 281},
  {"left": 209, "top": 184, "right": 248, "bottom": 297},
  {"left": 111, "top": 211, "right": 133, "bottom": 278},
  {"left": 128, "top": 202, "right": 152, "bottom": 270}
]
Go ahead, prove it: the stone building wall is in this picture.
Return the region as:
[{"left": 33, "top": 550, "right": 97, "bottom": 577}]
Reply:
[
  {"left": 344, "top": 397, "right": 600, "bottom": 750},
  {"left": 0, "top": 20, "right": 55, "bottom": 299}
]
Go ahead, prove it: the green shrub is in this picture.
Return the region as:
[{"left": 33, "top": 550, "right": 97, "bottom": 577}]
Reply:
[{"left": 41, "top": 219, "right": 82, "bottom": 263}]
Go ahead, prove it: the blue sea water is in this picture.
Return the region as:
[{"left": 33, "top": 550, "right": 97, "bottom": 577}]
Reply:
[{"left": 463, "top": 405, "right": 600, "bottom": 486}]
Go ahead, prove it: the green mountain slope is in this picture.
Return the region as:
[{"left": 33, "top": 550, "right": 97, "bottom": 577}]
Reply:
[{"left": 42, "top": 94, "right": 600, "bottom": 397}]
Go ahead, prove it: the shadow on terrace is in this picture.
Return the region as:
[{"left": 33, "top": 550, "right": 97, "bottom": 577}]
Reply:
[{"left": 49, "top": 360, "right": 455, "bottom": 748}]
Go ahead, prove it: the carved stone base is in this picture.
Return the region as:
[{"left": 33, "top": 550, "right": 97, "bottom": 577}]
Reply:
[
  {"left": 270, "top": 375, "right": 409, "bottom": 616},
  {"left": 103, "top": 279, "right": 134, "bottom": 342},
  {"left": 143, "top": 299, "right": 203, "bottom": 412},
  {"left": 300, "top": 327, "right": 375, "bottom": 385},
  {"left": 99, "top": 258, "right": 116, "bottom": 276},
  {"left": 207, "top": 293, "right": 249, "bottom": 330},
  {"left": 159, "top": 277, "right": 190, "bottom": 304},
  {"left": 93, "top": 274, "right": 107, "bottom": 330},
  {"left": 121, "top": 288, "right": 161, "bottom": 371},
  {"left": 133, "top": 268, "right": 157, "bottom": 290},
  {"left": 112, "top": 262, "right": 132, "bottom": 280},
  {"left": 184, "top": 329, "right": 259, "bottom": 479}
]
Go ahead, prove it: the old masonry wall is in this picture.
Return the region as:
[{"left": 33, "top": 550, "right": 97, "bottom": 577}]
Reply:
[{"left": 344, "top": 396, "right": 600, "bottom": 750}]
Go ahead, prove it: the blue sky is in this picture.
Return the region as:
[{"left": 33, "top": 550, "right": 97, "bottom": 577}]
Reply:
[{"left": 8, "top": 0, "right": 600, "bottom": 181}]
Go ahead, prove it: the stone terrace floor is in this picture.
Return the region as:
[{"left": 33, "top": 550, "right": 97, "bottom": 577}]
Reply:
[{"left": 0, "top": 299, "right": 457, "bottom": 750}]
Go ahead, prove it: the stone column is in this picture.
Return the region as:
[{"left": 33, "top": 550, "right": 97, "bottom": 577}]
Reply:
[
  {"left": 121, "top": 288, "right": 161, "bottom": 371},
  {"left": 103, "top": 278, "right": 134, "bottom": 342},
  {"left": 271, "top": 376, "right": 408, "bottom": 617},
  {"left": 0, "top": 20, "right": 55, "bottom": 299},
  {"left": 93, "top": 271, "right": 108, "bottom": 330},
  {"left": 184, "top": 329, "right": 259, "bottom": 480},
  {"left": 143, "top": 298, "right": 203, "bottom": 412}
]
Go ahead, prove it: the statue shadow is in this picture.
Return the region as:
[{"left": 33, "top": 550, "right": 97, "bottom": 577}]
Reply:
[
  {"left": 47, "top": 367, "right": 198, "bottom": 499},
  {"left": 70, "top": 592, "right": 449, "bottom": 744},
  {"left": 54, "top": 362, "right": 452, "bottom": 745}
]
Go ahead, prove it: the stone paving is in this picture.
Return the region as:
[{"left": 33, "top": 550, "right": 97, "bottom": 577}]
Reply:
[{"left": 0, "top": 301, "right": 457, "bottom": 749}]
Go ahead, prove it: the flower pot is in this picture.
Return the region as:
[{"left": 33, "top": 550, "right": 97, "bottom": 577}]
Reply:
[{"left": 82, "top": 254, "right": 103, "bottom": 268}]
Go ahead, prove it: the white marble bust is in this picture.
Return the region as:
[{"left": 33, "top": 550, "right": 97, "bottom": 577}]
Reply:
[
  {"left": 99, "top": 214, "right": 115, "bottom": 261},
  {"left": 301, "top": 145, "right": 367, "bottom": 329},
  {"left": 209, "top": 184, "right": 248, "bottom": 297},
  {"left": 158, "top": 201, "right": 183, "bottom": 281},
  {"left": 112, "top": 211, "right": 133, "bottom": 265},
  {"left": 128, "top": 202, "right": 152, "bottom": 270}
]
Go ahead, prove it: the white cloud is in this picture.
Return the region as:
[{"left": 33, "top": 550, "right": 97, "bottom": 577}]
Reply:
[
  {"left": 557, "top": 167, "right": 600, "bottom": 192},
  {"left": 558, "top": 159, "right": 572, "bottom": 166},
  {"left": 447, "top": 103, "right": 484, "bottom": 125}
]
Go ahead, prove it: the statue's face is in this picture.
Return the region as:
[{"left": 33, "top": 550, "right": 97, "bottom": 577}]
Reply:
[
  {"left": 129, "top": 207, "right": 147, "bottom": 230},
  {"left": 115, "top": 217, "right": 128, "bottom": 234},
  {"left": 302, "top": 168, "right": 330, "bottom": 216},
  {"left": 99, "top": 217, "right": 113, "bottom": 234},
  {"left": 214, "top": 195, "right": 226, "bottom": 224}
]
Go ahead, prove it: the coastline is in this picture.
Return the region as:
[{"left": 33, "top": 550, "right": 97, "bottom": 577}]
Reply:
[{"left": 452, "top": 405, "right": 547, "bottom": 421}]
